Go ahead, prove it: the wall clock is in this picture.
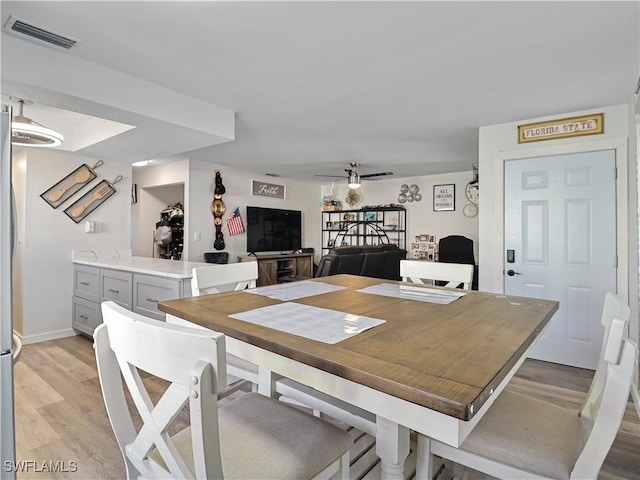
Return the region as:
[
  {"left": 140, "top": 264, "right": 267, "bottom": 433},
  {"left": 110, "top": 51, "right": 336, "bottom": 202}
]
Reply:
[
  {"left": 463, "top": 203, "right": 478, "bottom": 218},
  {"left": 465, "top": 182, "right": 479, "bottom": 205}
]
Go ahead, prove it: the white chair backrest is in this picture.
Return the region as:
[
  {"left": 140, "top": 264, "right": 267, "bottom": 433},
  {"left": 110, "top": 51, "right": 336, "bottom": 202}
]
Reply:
[
  {"left": 191, "top": 262, "right": 258, "bottom": 297},
  {"left": 400, "top": 260, "right": 474, "bottom": 289},
  {"left": 580, "top": 292, "right": 630, "bottom": 418},
  {"left": 572, "top": 316, "right": 636, "bottom": 478},
  {"left": 95, "top": 301, "right": 227, "bottom": 479}
]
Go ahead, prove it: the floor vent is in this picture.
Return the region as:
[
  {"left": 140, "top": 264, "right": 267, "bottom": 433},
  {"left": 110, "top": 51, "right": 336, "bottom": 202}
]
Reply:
[{"left": 5, "top": 16, "right": 78, "bottom": 50}]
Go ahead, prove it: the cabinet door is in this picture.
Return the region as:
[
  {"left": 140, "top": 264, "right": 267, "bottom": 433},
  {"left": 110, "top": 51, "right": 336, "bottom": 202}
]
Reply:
[
  {"left": 100, "top": 269, "right": 133, "bottom": 309},
  {"left": 257, "top": 259, "right": 277, "bottom": 286},
  {"left": 72, "top": 295, "right": 101, "bottom": 336},
  {"left": 132, "top": 274, "right": 181, "bottom": 321},
  {"left": 296, "top": 256, "right": 312, "bottom": 277},
  {"left": 73, "top": 265, "right": 100, "bottom": 302}
]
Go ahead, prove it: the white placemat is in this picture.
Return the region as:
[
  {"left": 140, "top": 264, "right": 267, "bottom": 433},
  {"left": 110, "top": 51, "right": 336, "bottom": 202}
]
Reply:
[
  {"left": 245, "top": 280, "right": 347, "bottom": 301},
  {"left": 229, "top": 302, "right": 385, "bottom": 344},
  {"left": 358, "top": 283, "right": 466, "bottom": 305}
]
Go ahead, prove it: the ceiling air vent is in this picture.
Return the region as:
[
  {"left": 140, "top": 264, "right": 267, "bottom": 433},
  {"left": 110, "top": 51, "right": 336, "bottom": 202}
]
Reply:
[{"left": 4, "top": 16, "right": 78, "bottom": 49}]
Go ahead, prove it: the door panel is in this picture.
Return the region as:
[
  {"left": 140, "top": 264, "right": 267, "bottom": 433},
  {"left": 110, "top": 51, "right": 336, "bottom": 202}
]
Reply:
[{"left": 504, "top": 150, "right": 616, "bottom": 369}]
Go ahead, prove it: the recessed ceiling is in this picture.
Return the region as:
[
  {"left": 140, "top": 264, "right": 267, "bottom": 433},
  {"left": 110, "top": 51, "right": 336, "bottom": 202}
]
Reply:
[
  {"left": 2, "top": 95, "right": 135, "bottom": 152},
  {"left": 1, "top": 1, "right": 638, "bottom": 182}
]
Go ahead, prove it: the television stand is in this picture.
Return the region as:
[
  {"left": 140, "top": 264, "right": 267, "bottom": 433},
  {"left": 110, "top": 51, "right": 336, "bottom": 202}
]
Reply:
[{"left": 238, "top": 252, "right": 313, "bottom": 286}]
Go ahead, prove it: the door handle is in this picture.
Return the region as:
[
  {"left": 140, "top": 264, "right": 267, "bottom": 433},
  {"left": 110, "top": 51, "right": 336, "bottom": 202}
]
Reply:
[{"left": 506, "top": 269, "right": 522, "bottom": 276}]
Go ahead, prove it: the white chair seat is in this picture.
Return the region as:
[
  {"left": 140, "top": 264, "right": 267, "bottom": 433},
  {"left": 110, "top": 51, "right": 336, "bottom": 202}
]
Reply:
[
  {"left": 151, "top": 392, "right": 353, "bottom": 479},
  {"left": 419, "top": 294, "right": 637, "bottom": 480},
  {"left": 433, "top": 390, "right": 581, "bottom": 480}
]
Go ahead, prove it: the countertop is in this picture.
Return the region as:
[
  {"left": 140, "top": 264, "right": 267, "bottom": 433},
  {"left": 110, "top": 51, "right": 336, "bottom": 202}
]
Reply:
[{"left": 72, "top": 249, "right": 210, "bottom": 279}]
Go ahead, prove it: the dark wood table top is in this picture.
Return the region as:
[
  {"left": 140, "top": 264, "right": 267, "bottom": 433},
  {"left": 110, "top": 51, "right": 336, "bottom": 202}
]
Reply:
[{"left": 159, "top": 274, "right": 558, "bottom": 420}]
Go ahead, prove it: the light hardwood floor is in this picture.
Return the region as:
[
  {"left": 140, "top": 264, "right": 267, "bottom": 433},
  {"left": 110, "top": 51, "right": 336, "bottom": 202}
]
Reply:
[{"left": 12, "top": 334, "right": 640, "bottom": 479}]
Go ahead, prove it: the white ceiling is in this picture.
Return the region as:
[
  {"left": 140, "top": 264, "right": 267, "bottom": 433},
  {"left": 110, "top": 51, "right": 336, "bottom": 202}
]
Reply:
[{"left": 1, "top": 1, "right": 638, "bottom": 182}]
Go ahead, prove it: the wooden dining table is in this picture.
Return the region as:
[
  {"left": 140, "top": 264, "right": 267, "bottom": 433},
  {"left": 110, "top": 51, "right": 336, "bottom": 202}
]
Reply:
[{"left": 159, "top": 274, "right": 558, "bottom": 479}]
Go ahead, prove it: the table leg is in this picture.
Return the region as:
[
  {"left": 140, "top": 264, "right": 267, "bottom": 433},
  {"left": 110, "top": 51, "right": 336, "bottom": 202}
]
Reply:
[
  {"left": 376, "top": 416, "right": 410, "bottom": 480},
  {"left": 257, "top": 366, "right": 277, "bottom": 398},
  {"left": 415, "top": 434, "right": 434, "bottom": 480}
]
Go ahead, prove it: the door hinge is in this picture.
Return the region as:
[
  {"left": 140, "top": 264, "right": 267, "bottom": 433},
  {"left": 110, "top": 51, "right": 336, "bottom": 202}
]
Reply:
[{"left": 614, "top": 167, "right": 617, "bottom": 180}]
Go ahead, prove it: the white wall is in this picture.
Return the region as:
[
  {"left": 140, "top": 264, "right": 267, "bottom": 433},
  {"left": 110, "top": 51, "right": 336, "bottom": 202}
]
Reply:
[
  {"left": 324, "top": 171, "right": 479, "bottom": 260},
  {"left": 132, "top": 159, "right": 323, "bottom": 264},
  {"left": 478, "top": 103, "right": 636, "bottom": 348},
  {"left": 14, "top": 149, "right": 131, "bottom": 343}
]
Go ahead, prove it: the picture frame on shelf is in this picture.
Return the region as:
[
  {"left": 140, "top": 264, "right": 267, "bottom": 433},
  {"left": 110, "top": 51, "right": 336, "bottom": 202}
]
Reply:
[{"left": 327, "top": 238, "right": 335, "bottom": 247}]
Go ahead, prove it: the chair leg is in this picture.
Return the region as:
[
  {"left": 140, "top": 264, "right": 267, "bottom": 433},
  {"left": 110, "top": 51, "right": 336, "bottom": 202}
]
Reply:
[
  {"left": 452, "top": 462, "right": 466, "bottom": 480},
  {"left": 339, "top": 451, "right": 350, "bottom": 479}
]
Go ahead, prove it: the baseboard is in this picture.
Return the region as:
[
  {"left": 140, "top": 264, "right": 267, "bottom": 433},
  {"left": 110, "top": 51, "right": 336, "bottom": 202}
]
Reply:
[{"left": 21, "top": 328, "right": 78, "bottom": 345}]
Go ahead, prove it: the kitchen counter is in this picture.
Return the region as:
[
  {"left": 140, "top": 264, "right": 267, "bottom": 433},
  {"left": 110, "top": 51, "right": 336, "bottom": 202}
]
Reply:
[
  {"left": 71, "top": 249, "right": 212, "bottom": 334},
  {"left": 72, "top": 249, "right": 210, "bottom": 279}
]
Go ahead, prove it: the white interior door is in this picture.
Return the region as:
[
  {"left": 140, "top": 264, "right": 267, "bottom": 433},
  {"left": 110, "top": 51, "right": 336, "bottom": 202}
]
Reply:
[{"left": 504, "top": 150, "right": 616, "bottom": 369}]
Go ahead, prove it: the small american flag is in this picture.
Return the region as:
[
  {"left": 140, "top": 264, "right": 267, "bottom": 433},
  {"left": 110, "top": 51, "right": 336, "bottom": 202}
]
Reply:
[{"left": 226, "top": 207, "right": 245, "bottom": 236}]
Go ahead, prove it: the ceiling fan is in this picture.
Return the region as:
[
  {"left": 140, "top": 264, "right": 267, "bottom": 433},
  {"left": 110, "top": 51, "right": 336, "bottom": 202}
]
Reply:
[{"left": 315, "top": 162, "right": 393, "bottom": 189}]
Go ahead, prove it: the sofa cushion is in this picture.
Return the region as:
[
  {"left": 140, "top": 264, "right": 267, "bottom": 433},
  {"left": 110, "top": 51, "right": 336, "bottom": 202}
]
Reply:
[
  {"left": 317, "top": 244, "right": 406, "bottom": 280},
  {"left": 334, "top": 253, "right": 365, "bottom": 275},
  {"left": 379, "top": 248, "right": 407, "bottom": 280},
  {"left": 361, "top": 251, "right": 388, "bottom": 278}
]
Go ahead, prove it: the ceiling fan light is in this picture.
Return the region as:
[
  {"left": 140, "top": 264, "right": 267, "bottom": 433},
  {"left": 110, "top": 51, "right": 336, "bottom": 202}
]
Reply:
[
  {"left": 10, "top": 100, "right": 63, "bottom": 147},
  {"left": 347, "top": 171, "right": 361, "bottom": 189}
]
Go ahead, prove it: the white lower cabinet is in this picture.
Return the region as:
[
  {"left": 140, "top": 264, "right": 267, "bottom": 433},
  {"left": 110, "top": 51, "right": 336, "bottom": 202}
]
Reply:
[
  {"left": 72, "top": 264, "right": 191, "bottom": 335},
  {"left": 100, "top": 269, "right": 133, "bottom": 309},
  {"left": 72, "top": 295, "right": 102, "bottom": 336},
  {"left": 132, "top": 274, "right": 182, "bottom": 321}
]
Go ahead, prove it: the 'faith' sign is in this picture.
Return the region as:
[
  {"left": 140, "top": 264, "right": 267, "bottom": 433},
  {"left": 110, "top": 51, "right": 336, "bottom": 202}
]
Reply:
[{"left": 252, "top": 180, "right": 286, "bottom": 199}]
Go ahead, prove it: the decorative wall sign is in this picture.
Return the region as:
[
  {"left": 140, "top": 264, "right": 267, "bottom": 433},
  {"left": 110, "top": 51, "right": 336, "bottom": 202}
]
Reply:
[
  {"left": 63, "top": 175, "right": 122, "bottom": 223},
  {"left": 517, "top": 113, "right": 604, "bottom": 143},
  {"left": 40, "top": 160, "right": 104, "bottom": 209},
  {"left": 433, "top": 184, "right": 455, "bottom": 211},
  {"left": 252, "top": 180, "right": 285, "bottom": 199}
]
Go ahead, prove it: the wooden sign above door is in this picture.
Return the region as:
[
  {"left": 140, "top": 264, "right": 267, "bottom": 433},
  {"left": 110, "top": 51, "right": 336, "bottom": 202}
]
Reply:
[{"left": 518, "top": 113, "right": 604, "bottom": 143}]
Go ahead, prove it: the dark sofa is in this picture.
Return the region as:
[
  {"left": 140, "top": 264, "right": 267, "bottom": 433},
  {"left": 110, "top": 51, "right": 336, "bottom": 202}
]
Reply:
[{"left": 316, "top": 244, "right": 407, "bottom": 280}]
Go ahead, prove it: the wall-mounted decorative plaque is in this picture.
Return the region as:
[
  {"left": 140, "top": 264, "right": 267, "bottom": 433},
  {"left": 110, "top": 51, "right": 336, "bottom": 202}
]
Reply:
[
  {"left": 63, "top": 175, "right": 122, "bottom": 223},
  {"left": 517, "top": 113, "right": 604, "bottom": 143},
  {"left": 252, "top": 180, "right": 286, "bottom": 199},
  {"left": 40, "top": 160, "right": 104, "bottom": 209}
]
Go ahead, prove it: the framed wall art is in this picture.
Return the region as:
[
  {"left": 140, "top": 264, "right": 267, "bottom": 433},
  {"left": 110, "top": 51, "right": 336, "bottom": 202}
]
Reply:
[
  {"left": 433, "top": 184, "right": 455, "bottom": 211},
  {"left": 40, "top": 160, "right": 104, "bottom": 209},
  {"left": 63, "top": 175, "right": 122, "bottom": 223}
]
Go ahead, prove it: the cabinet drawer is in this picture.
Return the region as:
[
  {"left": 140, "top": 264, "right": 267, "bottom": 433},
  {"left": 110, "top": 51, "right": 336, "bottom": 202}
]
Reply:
[
  {"left": 72, "top": 295, "right": 101, "bottom": 336},
  {"left": 132, "top": 274, "right": 181, "bottom": 321},
  {"left": 73, "top": 265, "right": 100, "bottom": 302},
  {"left": 100, "top": 269, "right": 133, "bottom": 309}
]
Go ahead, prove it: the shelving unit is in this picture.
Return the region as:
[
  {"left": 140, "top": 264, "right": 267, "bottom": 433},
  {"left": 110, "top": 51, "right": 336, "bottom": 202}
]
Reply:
[{"left": 321, "top": 207, "right": 406, "bottom": 255}]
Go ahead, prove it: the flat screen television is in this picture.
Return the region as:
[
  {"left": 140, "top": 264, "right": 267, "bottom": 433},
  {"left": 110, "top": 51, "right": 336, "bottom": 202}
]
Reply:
[{"left": 246, "top": 206, "right": 302, "bottom": 253}]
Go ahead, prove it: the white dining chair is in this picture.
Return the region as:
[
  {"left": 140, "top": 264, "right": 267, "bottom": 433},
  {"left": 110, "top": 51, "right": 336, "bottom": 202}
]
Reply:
[
  {"left": 95, "top": 301, "right": 351, "bottom": 480},
  {"left": 400, "top": 260, "right": 474, "bottom": 289},
  {"left": 185, "top": 263, "right": 261, "bottom": 390},
  {"left": 191, "top": 261, "right": 257, "bottom": 296},
  {"left": 580, "top": 291, "right": 630, "bottom": 417},
  {"left": 416, "top": 304, "right": 637, "bottom": 480}
]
